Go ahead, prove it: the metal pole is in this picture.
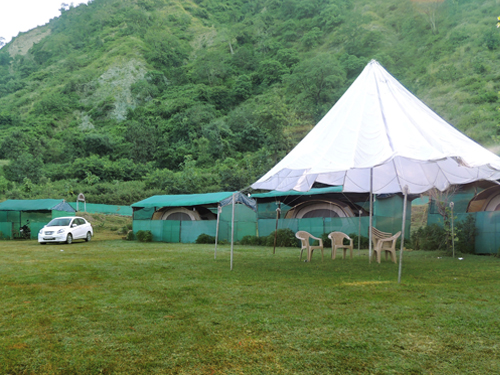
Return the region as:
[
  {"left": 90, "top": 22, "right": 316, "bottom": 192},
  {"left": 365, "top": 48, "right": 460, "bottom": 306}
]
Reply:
[
  {"left": 398, "top": 186, "right": 409, "bottom": 284},
  {"left": 358, "top": 210, "right": 362, "bottom": 257},
  {"left": 369, "top": 168, "right": 373, "bottom": 263},
  {"left": 273, "top": 202, "right": 281, "bottom": 255},
  {"left": 214, "top": 204, "right": 221, "bottom": 259},
  {"left": 450, "top": 202, "right": 455, "bottom": 258},
  {"left": 230, "top": 193, "right": 235, "bottom": 271}
]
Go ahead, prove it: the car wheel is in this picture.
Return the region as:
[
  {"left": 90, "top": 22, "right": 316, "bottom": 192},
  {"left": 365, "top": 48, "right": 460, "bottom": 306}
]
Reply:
[
  {"left": 85, "top": 232, "right": 92, "bottom": 242},
  {"left": 66, "top": 234, "right": 73, "bottom": 244}
]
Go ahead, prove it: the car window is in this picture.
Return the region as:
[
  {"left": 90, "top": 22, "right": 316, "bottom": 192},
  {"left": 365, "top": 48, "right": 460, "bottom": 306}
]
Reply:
[{"left": 47, "top": 218, "right": 71, "bottom": 227}]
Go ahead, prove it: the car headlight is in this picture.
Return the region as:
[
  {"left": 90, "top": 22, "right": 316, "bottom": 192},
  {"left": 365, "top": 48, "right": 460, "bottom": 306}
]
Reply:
[{"left": 57, "top": 229, "right": 65, "bottom": 234}]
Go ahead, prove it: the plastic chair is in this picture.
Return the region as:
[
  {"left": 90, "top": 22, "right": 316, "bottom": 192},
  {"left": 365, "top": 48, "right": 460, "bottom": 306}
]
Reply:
[
  {"left": 328, "top": 232, "right": 353, "bottom": 260},
  {"left": 371, "top": 227, "right": 401, "bottom": 263},
  {"left": 295, "top": 230, "right": 324, "bottom": 262}
]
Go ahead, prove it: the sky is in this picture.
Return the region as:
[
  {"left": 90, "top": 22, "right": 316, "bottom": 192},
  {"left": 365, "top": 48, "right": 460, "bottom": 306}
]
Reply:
[{"left": 0, "top": 1, "right": 90, "bottom": 46}]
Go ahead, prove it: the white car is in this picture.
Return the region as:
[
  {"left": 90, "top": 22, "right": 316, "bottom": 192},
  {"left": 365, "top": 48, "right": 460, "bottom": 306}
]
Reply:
[{"left": 38, "top": 216, "right": 93, "bottom": 244}]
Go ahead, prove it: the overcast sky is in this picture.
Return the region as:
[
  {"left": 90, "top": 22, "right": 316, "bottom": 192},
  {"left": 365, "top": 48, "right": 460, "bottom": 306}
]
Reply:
[{"left": 0, "top": 1, "right": 90, "bottom": 47}]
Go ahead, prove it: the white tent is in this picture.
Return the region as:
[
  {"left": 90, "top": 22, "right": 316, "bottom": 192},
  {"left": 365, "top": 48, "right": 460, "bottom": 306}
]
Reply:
[{"left": 252, "top": 60, "right": 500, "bottom": 280}]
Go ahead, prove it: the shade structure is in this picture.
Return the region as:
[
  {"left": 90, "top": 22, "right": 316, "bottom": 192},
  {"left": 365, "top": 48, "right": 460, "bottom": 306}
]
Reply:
[
  {"left": 252, "top": 60, "right": 500, "bottom": 194},
  {"left": 252, "top": 59, "right": 500, "bottom": 281}
]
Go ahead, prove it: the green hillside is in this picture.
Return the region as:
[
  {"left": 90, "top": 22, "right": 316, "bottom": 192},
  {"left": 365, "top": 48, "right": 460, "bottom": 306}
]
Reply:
[{"left": 0, "top": 0, "right": 499, "bottom": 204}]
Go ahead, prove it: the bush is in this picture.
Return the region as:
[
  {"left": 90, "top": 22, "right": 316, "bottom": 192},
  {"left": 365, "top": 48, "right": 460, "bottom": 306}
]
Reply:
[
  {"left": 455, "top": 214, "right": 477, "bottom": 254},
  {"left": 266, "top": 228, "right": 299, "bottom": 247},
  {"left": 411, "top": 224, "right": 446, "bottom": 250},
  {"left": 345, "top": 233, "right": 369, "bottom": 249},
  {"left": 126, "top": 231, "right": 134, "bottom": 241},
  {"left": 196, "top": 233, "right": 215, "bottom": 244},
  {"left": 241, "top": 235, "right": 267, "bottom": 246},
  {"left": 136, "top": 230, "right": 153, "bottom": 242}
]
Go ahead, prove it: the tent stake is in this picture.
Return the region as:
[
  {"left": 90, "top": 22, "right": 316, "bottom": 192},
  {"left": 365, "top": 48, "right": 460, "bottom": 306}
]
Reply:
[{"left": 398, "top": 186, "right": 409, "bottom": 284}]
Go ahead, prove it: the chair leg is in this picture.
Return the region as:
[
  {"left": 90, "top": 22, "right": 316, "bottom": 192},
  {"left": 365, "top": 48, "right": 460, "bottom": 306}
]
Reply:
[
  {"left": 308, "top": 249, "right": 313, "bottom": 262},
  {"left": 332, "top": 247, "right": 336, "bottom": 260}
]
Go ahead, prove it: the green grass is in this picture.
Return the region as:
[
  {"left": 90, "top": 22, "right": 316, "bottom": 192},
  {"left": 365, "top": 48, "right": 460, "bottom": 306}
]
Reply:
[{"left": 1, "top": 239, "right": 500, "bottom": 374}]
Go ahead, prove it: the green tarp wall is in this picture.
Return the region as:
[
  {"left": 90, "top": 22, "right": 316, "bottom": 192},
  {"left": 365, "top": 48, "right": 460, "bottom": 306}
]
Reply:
[
  {"left": 427, "top": 190, "right": 490, "bottom": 254},
  {"left": 428, "top": 211, "right": 500, "bottom": 254},
  {"left": 133, "top": 204, "right": 257, "bottom": 243},
  {"left": 258, "top": 217, "right": 370, "bottom": 239},
  {"left": 256, "top": 194, "right": 410, "bottom": 240},
  {"left": 68, "top": 202, "right": 132, "bottom": 216},
  {"left": 0, "top": 210, "right": 74, "bottom": 239}
]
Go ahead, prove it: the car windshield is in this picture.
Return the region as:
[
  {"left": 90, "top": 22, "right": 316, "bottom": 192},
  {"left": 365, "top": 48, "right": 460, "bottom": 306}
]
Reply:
[{"left": 47, "top": 218, "right": 71, "bottom": 227}]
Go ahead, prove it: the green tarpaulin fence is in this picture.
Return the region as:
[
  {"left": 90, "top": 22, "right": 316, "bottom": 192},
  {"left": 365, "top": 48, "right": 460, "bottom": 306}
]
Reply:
[
  {"left": 427, "top": 210, "right": 500, "bottom": 254},
  {"left": 68, "top": 202, "right": 132, "bottom": 216},
  {"left": 133, "top": 219, "right": 257, "bottom": 243},
  {"left": 0, "top": 210, "right": 74, "bottom": 240}
]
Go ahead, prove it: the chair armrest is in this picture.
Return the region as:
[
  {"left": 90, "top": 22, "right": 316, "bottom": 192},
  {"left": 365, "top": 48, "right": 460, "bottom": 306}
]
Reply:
[
  {"left": 310, "top": 234, "right": 322, "bottom": 241},
  {"left": 379, "top": 231, "right": 401, "bottom": 242}
]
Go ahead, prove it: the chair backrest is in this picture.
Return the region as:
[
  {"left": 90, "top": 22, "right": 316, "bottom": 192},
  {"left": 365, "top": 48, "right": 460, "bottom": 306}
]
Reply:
[
  {"left": 328, "top": 231, "right": 350, "bottom": 245},
  {"left": 296, "top": 231, "right": 312, "bottom": 246},
  {"left": 372, "top": 227, "right": 391, "bottom": 240}
]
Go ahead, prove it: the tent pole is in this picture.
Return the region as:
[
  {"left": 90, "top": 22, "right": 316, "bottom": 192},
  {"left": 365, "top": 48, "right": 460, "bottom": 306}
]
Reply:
[
  {"left": 369, "top": 168, "right": 373, "bottom": 263},
  {"left": 214, "top": 204, "right": 221, "bottom": 260},
  {"left": 358, "top": 210, "right": 362, "bottom": 257},
  {"left": 450, "top": 202, "right": 455, "bottom": 258},
  {"left": 273, "top": 202, "right": 281, "bottom": 255},
  {"left": 230, "top": 193, "right": 235, "bottom": 271},
  {"left": 398, "top": 186, "right": 409, "bottom": 284}
]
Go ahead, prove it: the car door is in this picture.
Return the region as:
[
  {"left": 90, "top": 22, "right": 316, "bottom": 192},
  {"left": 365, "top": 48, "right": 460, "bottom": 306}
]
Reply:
[{"left": 71, "top": 218, "right": 85, "bottom": 240}]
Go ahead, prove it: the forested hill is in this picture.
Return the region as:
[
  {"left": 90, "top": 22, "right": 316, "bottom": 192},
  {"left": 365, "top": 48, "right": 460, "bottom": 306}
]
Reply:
[{"left": 0, "top": 0, "right": 499, "bottom": 204}]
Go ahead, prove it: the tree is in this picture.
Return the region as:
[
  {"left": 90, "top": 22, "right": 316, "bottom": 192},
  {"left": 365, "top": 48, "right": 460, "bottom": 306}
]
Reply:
[
  {"left": 3, "top": 153, "right": 44, "bottom": 183},
  {"left": 411, "top": 0, "right": 445, "bottom": 34},
  {"left": 287, "top": 54, "right": 346, "bottom": 118}
]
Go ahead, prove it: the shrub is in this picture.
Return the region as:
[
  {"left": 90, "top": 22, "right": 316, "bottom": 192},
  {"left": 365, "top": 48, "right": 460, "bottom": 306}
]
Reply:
[
  {"left": 411, "top": 224, "right": 446, "bottom": 250},
  {"left": 126, "top": 231, "right": 134, "bottom": 241},
  {"left": 241, "top": 235, "right": 267, "bottom": 246},
  {"left": 455, "top": 214, "right": 477, "bottom": 254},
  {"left": 321, "top": 233, "right": 332, "bottom": 248},
  {"left": 348, "top": 233, "right": 369, "bottom": 249},
  {"left": 196, "top": 233, "right": 215, "bottom": 244},
  {"left": 266, "top": 228, "right": 299, "bottom": 247},
  {"left": 136, "top": 230, "right": 153, "bottom": 242}
]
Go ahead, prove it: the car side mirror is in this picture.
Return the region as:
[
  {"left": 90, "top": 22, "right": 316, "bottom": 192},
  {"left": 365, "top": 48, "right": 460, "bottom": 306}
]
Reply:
[{"left": 71, "top": 224, "right": 77, "bottom": 228}]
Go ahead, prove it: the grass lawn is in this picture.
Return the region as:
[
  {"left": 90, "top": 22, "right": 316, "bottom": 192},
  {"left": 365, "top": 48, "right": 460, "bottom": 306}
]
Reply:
[{"left": 1, "top": 236, "right": 500, "bottom": 374}]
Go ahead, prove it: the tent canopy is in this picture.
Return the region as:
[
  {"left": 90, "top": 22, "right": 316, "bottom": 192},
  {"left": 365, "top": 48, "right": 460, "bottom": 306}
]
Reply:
[
  {"left": 252, "top": 60, "right": 500, "bottom": 194},
  {"left": 132, "top": 192, "right": 256, "bottom": 211},
  {"left": 0, "top": 199, "right": 75, "bottom": 212},
  {"left": 251, "top": 186, "right": 343, "bottom": 199}
]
